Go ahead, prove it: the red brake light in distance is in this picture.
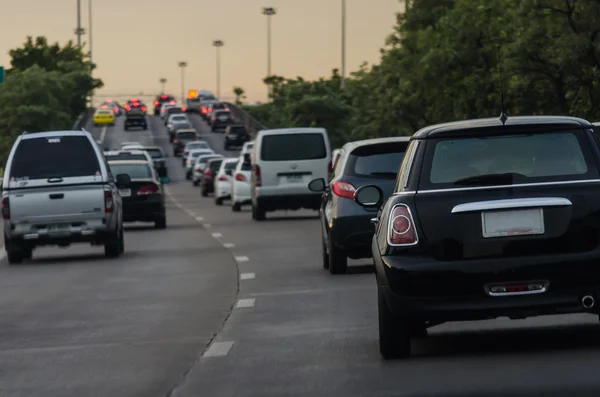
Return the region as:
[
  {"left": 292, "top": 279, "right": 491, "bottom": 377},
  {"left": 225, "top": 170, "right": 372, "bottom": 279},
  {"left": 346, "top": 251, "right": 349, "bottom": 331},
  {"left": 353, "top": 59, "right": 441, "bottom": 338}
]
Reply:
[
  {"left": 253, "top": 164, "right": 261, "bottom": 186},
  {"left": 138, "top": 184, "right": 158, "bottom": 195},
  {"left": 218, "top": 175, "right": 228, "bottom": 181},
  {"left": 235, "top": 173, "right": 246, "bottom": 182},
  {"left": 182, "top": 107, "right": 187, "bottom": 112},
  {"left": 388, "top": 204, "right": 418, "bottom": 245},
  {"left": 170, "top": 100, "right": 175, "bottom": 104},
  {"left": 204, "top": 169, "right": 212, "bottom": 176},
  {"left": 142, "top": 106, "right": 147, "bottom": 112},
  {"left": 2, "top": 197, "right": 9, "bottom": 220},
  {"left": 161, "top": 95, "right": 167, "bottom": 99},
  {"left": 331, "top": 181, "right": 355, "bottom": 199},
  {"left": 104, "top": 191, "right": 113, "bottom": 213},
  {"left": 154, "top": 101, "right": 159, "bottom": 106}
]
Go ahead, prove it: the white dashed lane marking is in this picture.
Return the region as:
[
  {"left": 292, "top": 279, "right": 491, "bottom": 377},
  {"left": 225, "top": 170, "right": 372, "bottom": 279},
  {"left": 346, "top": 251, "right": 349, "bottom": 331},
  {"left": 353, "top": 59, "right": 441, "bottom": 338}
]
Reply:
[
  {"left": 240, "top": 273, "right": 255, "bottom": 280},
  {"left": 212, "top": 232, "right": 222, "bottom": 238},
  {"left": 203, "top": 341, "right": 235, "bottom": 358},
  {"left": 203, "top": 223, "right": 212, "bottom": 228},
  {"left": 223, "top": 243, "right": 235, "bottom": 248},
  {"left": 235, "top": 298, "right": 255, "bottom": 308},
  {"left": 235, "top": 256, "right": 249, "bottom": 262},
  {"left": 195, "top": 216, "right": 204, "bottom": 221}
]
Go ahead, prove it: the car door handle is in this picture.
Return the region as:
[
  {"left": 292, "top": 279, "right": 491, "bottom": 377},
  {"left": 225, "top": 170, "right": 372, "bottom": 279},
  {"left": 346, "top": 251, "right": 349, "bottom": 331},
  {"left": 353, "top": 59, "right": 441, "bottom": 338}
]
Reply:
[
  {"left": 370, "top": 217, "right": 379, "bottom": 225},
  {"left": 49, "top": 193, "right": 64, "bottom": 199}
]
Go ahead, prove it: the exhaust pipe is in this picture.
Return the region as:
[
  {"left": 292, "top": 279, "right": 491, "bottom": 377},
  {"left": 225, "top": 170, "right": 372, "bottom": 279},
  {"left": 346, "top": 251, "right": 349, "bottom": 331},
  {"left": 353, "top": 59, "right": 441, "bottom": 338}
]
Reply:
[{"left": 582, "top": 295, "right": 595, "bottom": 309}]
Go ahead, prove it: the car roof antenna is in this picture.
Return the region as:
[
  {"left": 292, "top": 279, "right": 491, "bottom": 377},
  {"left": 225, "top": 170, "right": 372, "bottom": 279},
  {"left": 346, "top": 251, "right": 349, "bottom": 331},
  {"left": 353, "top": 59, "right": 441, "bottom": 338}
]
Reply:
[{"left": 497, "top": 45, "right": 508, "bottom": 126}]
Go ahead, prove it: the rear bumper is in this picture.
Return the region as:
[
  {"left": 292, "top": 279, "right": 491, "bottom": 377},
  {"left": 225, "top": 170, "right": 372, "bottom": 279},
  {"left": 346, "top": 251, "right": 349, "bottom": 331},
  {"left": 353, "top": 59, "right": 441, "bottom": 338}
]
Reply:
[
  {"left": 125, "top": 118, "right": 145, "bottom": 125},
  {"left": 94, "top": 119, "right": 114, "bottom": 125},
  {"left": 122, "top": 196, "right": 164, "bottom": 222},
  {"left": 6, "top": 218, "right": 115, "bottom": 247},
  {"left": 330, "top": 214, "right": 375, "bottom": 258},
  {"left": 378, "top": 247, "right": 600, "bottom": 321},
  {"left": 255, "top": 194, "right": 320, "bottom": 211}
]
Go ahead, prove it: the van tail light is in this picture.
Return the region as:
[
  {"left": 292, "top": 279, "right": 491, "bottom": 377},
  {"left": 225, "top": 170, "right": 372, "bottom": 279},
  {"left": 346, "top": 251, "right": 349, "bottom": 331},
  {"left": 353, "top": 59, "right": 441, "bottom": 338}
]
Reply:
[
  {"left": 2, "top": 197, "right": 10, "bottom": 220},
  {"left": 154, "top": 101, "right": 159, "bottom": 106},
  {"left": 204, "top": 169, "right": 212, "bottom": 177},
  {"left": 138, "top": 184, "right": 159, "bottom": 195},
  {"left": 253, "top": 164, "right": 261, "bottom": 186},
  {"left": 218, "top": 175, "right": 228, "bottom": 181},
  {"left": 235, "top": 173, "right": 246, "bottom": 182},
  {"left": 388, "top": 204, "right": 418, "bottom": 246},
  {"left": 104, "top": 191, "right": 113, "bottom": 213},
  {"left": 331, "top": 181, "right": 356, "bottom": 199}
]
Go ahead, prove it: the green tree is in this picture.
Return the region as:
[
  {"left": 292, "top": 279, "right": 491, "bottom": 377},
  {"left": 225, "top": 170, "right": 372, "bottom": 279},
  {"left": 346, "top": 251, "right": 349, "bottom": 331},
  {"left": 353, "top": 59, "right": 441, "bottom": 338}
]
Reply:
[{"left": 233, "top": 86, "right": 246, "bottom": 105}]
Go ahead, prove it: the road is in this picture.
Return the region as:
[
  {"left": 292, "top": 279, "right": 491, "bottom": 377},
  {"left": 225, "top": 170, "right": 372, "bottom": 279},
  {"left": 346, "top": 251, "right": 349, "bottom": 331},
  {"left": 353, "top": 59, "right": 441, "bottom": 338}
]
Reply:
[{"left": 2, "top": 113, "right": 600, "bottom": 396}]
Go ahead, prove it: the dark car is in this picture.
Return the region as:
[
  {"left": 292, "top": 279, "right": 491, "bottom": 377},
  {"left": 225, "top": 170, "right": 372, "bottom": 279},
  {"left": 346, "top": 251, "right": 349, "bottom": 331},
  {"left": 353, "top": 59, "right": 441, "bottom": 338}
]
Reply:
[
  {"left": 173, "top": 130, "right": 198, "bottom": 156},
  {"left": 124, "top": 106, "right": 147, "bottom": 130},
  {"left": 154, "top": 94, "right": 175, "bottom": 115},
  {"left": 200, "top": 157, "right": 224, "bottom": 197},
  {"left": 344, "top": 115, "right": 600, "bottom": 359},
  {"left": 170, "top": 122, "right": 196, "bottom": 143},
  {"left": 163, "top": 106, "right": 184, "bottom": 125},
  {"left": 206, "top": 102, "right": 228, "bottom": 122},
  {"left": 210, "top": 110, "right": 233, "bottom": 132},
  {"left": 107, "top": 160, "right": 168, "bottom": 229},
  {"left": 139, "top": 146, "right": 168, "bottom": 178},
  {"left": 309, "top": 137, "right": 410, "bottom": 274},
  {"left": 224, "top": 124, "right": 250, "bottom": 150}
]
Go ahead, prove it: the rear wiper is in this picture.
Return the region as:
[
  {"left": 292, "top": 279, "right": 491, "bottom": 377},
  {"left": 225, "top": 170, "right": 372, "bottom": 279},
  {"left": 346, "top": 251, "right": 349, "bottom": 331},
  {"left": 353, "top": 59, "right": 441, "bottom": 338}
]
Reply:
[
  {"left": 370, "top": 172, "right": 398, "bottom": 179},
  {"left": 453, "top": 173, "right": 527, "bottom": 186}
]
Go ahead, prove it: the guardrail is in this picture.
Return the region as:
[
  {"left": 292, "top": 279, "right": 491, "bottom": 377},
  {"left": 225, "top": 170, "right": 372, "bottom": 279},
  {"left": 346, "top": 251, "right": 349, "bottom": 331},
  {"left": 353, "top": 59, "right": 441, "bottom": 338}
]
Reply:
[
  {"left": 223, "top": 102, "right": 267, "bottom": 137},
  {"left": 72, "top": 107, "right": 95, "bottom": 130}
]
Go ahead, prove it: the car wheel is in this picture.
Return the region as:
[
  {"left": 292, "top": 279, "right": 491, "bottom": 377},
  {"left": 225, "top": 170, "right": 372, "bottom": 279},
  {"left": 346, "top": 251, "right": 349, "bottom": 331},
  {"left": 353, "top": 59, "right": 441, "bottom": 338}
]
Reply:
[
  {"left": 193, "top": 180, "right": 199, "bottom": 186},
  {"left": 5, "top": 234, "right": 23, "bottom": 264},
  {"left": 321, "top": 234, "right": 329, "bottom": 270},
  {"left": 104, "top": 228, "right": 121, "bottom": 258},
  {"left": 328, "top": 238, "right": 347, "bottom": 274},
  {"left": 201, "top": 188, "right": 208, "bottom": 197},
  {"left": 252, "top": 203, "right": 265, "bottom": 221},
  {"left": 142, "top": 124, "right": 147, "bottom": 130},
  {"left": 124, "top": 126, "right": 129, "bottom": 131},
  {"left": 232, "top": 202, "right": 241, "bottom": 212},
  {"left": 215, "top": 197, "right": 223, "bottom": 205},
  {"left": 154, "top": 214, "right": 167, "bottom": 229},
  {"left": 22, "top": 248, "right": 33, "bottom": 260},
  {"left": 378, "top": 286, "right": 411, "bottom": 359},
  {"left": 186, "top": 173, "right": 192, "bottom": 180}
]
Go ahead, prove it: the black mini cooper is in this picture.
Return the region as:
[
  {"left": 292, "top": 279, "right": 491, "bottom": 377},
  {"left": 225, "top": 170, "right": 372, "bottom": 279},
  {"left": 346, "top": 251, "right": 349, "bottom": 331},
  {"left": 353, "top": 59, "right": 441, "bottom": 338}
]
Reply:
[{"left": 353, "top": 115, "right": 600, "bottom": 359}]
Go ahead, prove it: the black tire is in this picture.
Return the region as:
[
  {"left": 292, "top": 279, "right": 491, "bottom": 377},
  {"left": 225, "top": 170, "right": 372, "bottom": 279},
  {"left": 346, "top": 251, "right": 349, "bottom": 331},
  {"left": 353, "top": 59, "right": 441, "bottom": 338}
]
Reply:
[
  {"left": 215, "top": 197, "right": 223, "bottom": 205},
  {"left": 321, "top": 234, "right": 330, "bottom": 270},
  {"left": 193, "top": 180, "right": 199, "bottom": 186},
  {"left": 378, "top": 287, "right": 411, "bottom": 359},
  {"left": 142, "top": 123, "right": 148, "bottom": 130},
  {"left": 186, "top": 172, "right": 192, "bottom": 180},
  {"left": 201, "top": 188, "right": 208, "bottom": 197},
  {"left": 119, "top": 226, "right": 125, "bottom": 253},
  {"left": 22, "top": 248, "right": 33, "bottom": 260},
  {"left": 224, "top": 145, "right": 229, "bottom": 151},
  {"left": 252, "top": 203, "right": 265, "bottom": 221},
  {"left": 124, "top": 125, "right": 129, "bottom": 131},
  {"left": 5, "top": 234, "right": 23, "bottom": 264},
  {"left": 104, "top": 227, "right": 121, "bottom": 258},
  {"left": 328, "top": 237, "right": 348, "bottom": 274},
  {"left": 232, "top": 202, "right": 241, "bottom": 212},
  {"left": 155, "top": 214, "right": 166, "bottom": 229}
]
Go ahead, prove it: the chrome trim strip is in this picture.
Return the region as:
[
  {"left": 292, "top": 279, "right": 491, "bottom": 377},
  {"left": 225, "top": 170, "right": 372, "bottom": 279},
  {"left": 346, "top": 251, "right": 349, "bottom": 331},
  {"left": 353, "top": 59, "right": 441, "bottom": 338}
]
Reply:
[
  {"left": 484, "top": 281, "right": 549, "bottom": 297},
  {"left": 416, "top": 179, "right": 600, "bottom": 194},
  {"left": 386, "top": 203, "right": 419, "bottom": 247},
  {"left": 452, "top": 197, "right": 572, "bottom": 213}
]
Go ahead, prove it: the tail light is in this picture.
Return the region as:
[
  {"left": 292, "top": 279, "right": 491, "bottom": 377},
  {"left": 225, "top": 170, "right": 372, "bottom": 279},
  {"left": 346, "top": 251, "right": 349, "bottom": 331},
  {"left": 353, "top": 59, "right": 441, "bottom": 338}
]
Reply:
[
  {"left": 182, "top": 107, "right": 187, "bottom": 112},
  {"left": 104, "top": 191, "right": 113, "bottom": 213},
  {"left": 173, "top": 139, "right": 178, "bottom": 143},
  {"left": 204, "top": 169, "right": 212, "bottom": 177},
  {"left": 170, "top": 100, "right": 175, "bottom": 104},
  {"left": 332, "top": 181, "right": 355, "bottom": 199},
  {"left": 218, "top": 175, "right": 228, "bottom": 181},
  {"left": 154, "top": 101, "right": 159, "bottom": 106},
  {"left": 2, "top": 197, "right": 9, "bottom": 220},
  {"left": 183, "top": 151, "right": 189, "bottom": 156},
  {"left": 187, "top": 159, "right": 192, "bottom": 166},
  {"left": 202, "top": 108, "right": 207, "bottom": 114},
  {"left": 113, "top": 107, "right": 118, "bottom": 112},
  {"left": 138, "top": 184, "right": 159, "bottom": 195},
  {"left": 235, "top": 173, "right": 246, "bottom": 181},
  {"left": 388, "top": 204, "right": 418, "bottom": 246},
  {"left": 142, "top": 106, "right": 147, "bottom": 112},
  {"left": 253, "top": 164, "right": 261, "bottom": 186},
  {"left": 161, "top": 95, "right": 167, "bottom": 99}
]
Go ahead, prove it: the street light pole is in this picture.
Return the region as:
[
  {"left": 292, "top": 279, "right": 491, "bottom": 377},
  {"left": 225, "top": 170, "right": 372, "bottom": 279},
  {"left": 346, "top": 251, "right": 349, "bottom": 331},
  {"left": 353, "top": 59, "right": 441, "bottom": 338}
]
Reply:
[
  {"left": 177, "top": 62, "right": 187, "bottom": 104},
  {"left": 213, "top": 40, "right": 224, "bottom": 99},
  {"left": 88, "top": 0, "right": 93, "bottom": 107},
  {"left": 262, "top": 7, "right": 276, "bottom": 98},
  {"left": 77, "top": 0, "right": 82, "bottom": 47},
  {"left": 159, "top": 78, "right": 167, "bottom": 94},
  {"left": 341, "top": 0, "right": 346, "bottom": 89}
]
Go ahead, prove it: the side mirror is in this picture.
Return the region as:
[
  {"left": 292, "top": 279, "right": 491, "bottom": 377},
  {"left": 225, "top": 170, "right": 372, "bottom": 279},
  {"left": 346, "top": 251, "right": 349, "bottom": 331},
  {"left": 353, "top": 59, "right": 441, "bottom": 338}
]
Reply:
[
  {"left": 308, "top": 178, "right": 326, "bottom": 192},
  {"left": 115, "top": 173, "right": 132, "bottom": 188},
  {"left": 225, "top": 169, "right": 233, "bottom": 176},
  {"left": 161, "top": 176, "right": 171, "bottom": 184},
  {"left": 354, "top": 185, "right": 384, "bottom": 208}
]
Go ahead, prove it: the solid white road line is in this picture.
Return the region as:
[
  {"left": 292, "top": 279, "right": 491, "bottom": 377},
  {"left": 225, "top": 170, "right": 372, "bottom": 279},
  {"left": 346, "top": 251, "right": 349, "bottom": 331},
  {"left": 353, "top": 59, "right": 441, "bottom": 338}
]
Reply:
[
  {"left": 99, "top": 126, "right": 107, "bottom": 144},
  {"left": 202, "top": 341, "right": 234, "bottom": 358},
  {"left": 235, "top": 298, "right": 255, "bottom": 308},
  {"left": 195, "top": 216, "right": 204, "bottom": 221},
  {"left": 235, "top": 256, "right": 249, "bottom": 262},
  {"left": 212, "top": 232, "right": 222, "bottom": 238},
  {"left": 223, "top": 243, "right": 235, "bottom": 248},
  {"left": 240, "top": 273, "right": 255, "bottom": 280}
]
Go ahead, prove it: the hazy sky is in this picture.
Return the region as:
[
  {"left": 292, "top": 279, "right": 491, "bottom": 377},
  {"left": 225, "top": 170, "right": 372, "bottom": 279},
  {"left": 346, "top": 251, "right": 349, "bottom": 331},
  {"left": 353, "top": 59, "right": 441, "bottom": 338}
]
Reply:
[{"left": 1, "top": 0, "right": 404, "bottom": 104}]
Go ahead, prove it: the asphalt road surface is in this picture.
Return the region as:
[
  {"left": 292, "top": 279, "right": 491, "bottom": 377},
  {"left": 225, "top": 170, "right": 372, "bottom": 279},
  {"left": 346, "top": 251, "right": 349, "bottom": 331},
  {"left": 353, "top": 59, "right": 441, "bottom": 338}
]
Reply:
[{"left": 2, "top": 113, "right": 600, "bottom": 396}]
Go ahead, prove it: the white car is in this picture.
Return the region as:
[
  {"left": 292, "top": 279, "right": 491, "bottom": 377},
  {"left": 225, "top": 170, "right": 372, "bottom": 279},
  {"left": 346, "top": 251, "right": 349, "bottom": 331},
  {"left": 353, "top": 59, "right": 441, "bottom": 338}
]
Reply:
[
  {"left": 160, "top": 103, "right": 176, "bottom": 119},
  {"left": 185, "top": 149, "right": 215, "bottom": 180},
  {"left": 121, "top": 144, "right": 144, "bottom": 151},
  {"left": 192, "top": 154, "right": 223, "bottom": 185},
  {"left": 214, "top": 157, "right": 239, "bottom": 205},
  {"left": 166, "top": 114, "right": 189, "bottom": 126},
  {"left": 182, "top": 141, "right": 211, "bottom": 165},
  {"left": 241, "top": 141, "right": 254, "bottom": 154},
  {"left": 231, "top": 154, "right": 253, "bottom": 212}
]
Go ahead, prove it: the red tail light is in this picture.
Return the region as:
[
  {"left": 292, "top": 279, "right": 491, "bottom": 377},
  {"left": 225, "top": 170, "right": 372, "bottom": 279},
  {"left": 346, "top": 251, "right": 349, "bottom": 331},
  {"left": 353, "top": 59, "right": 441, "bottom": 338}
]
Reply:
[
  {"left": 173, "top": 139, "right": 178, "bottom": 143},
  {"left": 142, "top": 106, "right": 147, "bottom": 112},
  {"left": 138, "top": 184, "right": 159, "bottom": 195},
  {"left": 218, "top": 175, "right": 228, "bottom": 181},
  {"left": 104, "top": 191, "right": 113, "bottom": 213},
  {"left": 204, "top": 169, "right": 212, "bottom": 176},
  {"left": 182, "top": 107, "right": 187, "bottom": 112},
  {"left": 170, "top": 100, "right": 175, "bottom": 104},
  {"left": 2, "top": 197, "right": 9, "bottom": 220},
  {"left": 161, "top": 95, "right": 167, "bottom": 99},
  {"left": 253, "top": 164, "right": 261, "bottom": 186},
  {"left": 125, "top": 105, "right": 131, "bottom": 111},
  {"left": 388, "top": 204, "right": 418, "bottom": 246},
  {"left": 154, "top": 101, "right": 159, "bottom": 106},
  {"left": 332, "top": 181, "right": 355, "bottom": 199},
  {"left": 114, "top": 107, "right": 118, "bottom": 112},
  {"left": 202, "top": 108, "right": 207, "bottom": 114},
  {"left": 235, "top": 173, "right": 246, "bottom": 182}
]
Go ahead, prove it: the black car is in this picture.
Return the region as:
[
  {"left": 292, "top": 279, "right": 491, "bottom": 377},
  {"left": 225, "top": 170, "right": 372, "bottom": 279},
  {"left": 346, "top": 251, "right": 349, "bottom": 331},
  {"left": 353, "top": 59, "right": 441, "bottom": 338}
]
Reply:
[
  {"left": 173, "top": 130, "right": 199, "bottom": 156},
  {"left": 170, "top": 122, "right": 195, "bottom": 143},
  {"left": 124, "top": 106, "right": 147, "bottom": 130},
  {"left": 200, "top": 157, "right": 224, "bottom": 197},
  {"left": 309, "top": 137, "right": 410, "bottom": 274},
  {"left": 138, "top": 146, "right": 168, "bottom": 178},
  {"left": 344, "top": 115, "right": 600, "bottom": 359},
  {"left": 224, "top": 124, "right": 250, "bottom": 150},
  {"left": 107, "top": 160, "right": 168, "bottom": 228},
  {"left": 154, "top": 94, "right": 175, "bottom": 115},
  {"left": 164, "top": 106, "right": 184, "bottom": 125},
  {"left": 210, "top": 110, "right": 233, "bottom": 132},
  {"left": 205, "top": 102, "right": 228, "bottom": 122}
]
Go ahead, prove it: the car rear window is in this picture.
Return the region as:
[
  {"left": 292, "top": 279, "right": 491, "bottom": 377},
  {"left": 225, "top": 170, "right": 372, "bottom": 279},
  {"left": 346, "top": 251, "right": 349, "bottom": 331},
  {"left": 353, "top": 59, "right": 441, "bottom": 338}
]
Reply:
[
  {"left": 346, "top": 142, "right": 408, "bottom": 179},
  {"left": 425, "top": 131, "right": 594, "bottom": 188},
  {"left": 213, "top": 103, "right": 226, "bottom": 110},
  {"left": 260, "top": 133, "right": 327, "bottom": 161},
  {"left": 10, "top": 136, "right": 100, "bottom": 180},
  {"left": 109, "top": 163, "right": 152, "bottom": 179},
  {"left": 224, "top": 161, "right": 237, "bottom": 170},
  {"left": 175, "top": 123, "right": 193, "bottom": 130},
  {"left": 229, "top": 127, "right": 246, "bottom": 136},
  {"left": 144, "top": 149, "right": 163, "bottom": 159},
  {"left": 177, "top": 131, "right": 196, "bottom": 140},
  {"left": 199, "top": 155, "right": 221, "bottom": 164},
  {"left": 106, "top": 154, "right": 147, "bottom": 161},
  {"left": 171, "top": 116, "right": 187, "bottom": 122},
  {"left": 168, "top": 107, "right": 183, "bottom": 114},
  {"left": 187, "top": 142, "right": 209, "bottom": 150},
  {"left": 209, "top": 160, "right": 223, "bottom": 170},
  {"left": 191, "top": 151, "right": 212, "bottom": 158}
]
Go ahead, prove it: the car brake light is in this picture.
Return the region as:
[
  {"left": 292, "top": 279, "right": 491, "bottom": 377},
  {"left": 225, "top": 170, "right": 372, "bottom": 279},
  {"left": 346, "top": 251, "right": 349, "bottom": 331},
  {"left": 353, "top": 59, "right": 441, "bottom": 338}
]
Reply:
[
  {"left": 161, "top": 95, "right": 167, "bottom": 99},
  {"left": 388, "top": 204, "right": 418, "bottom": 245},
  {"left": 182, "top": 107, "right": 187, "bottom": 112},
  {"left": 138, "top": 184, "right": 158, "bottom": 195},
  {"left": 2, "top": 197, "right": 9, "bottom": 220},
  {"left": 173, "top": 139, "right": 178, "bottom": 143},
  {"left": 235, "top": 173, "right": 246, "bottom": 182},
  {"left": 204, "top": 169, "right": 212, "bottom": 176},
  {"left": 154, "top": 101, "right": 159, "bottom": 106},
  {"left": 332, "top": 181, "right": 355, "bottom": 199},
  {"left": 253, "top": 164, "right": 261, "bottom": 186},
  {"left": 170, "top": 100, "right": 175, "bottom": 104},
  {"left": 218, "top": 175, "right": 228, "bottom": 181},
  {"left": 142, "top": 106, "right": 147, "bottom": 112},
  {"left": 104, "top": 191, "right": 113, "bottom": 213}
]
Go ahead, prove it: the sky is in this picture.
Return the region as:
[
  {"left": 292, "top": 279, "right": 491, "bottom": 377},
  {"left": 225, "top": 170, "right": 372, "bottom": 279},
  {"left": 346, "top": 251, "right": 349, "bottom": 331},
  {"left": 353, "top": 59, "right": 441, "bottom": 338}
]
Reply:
[{"left": 0, "top": 0, "right": 404, "bottom": 104}]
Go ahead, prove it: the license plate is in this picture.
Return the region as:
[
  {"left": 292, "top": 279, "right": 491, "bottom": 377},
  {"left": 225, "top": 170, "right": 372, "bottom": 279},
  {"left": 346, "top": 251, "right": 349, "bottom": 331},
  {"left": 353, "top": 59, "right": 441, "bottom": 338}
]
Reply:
[
  {"left": 482, "top": 208, "right": 544, "bottom": 238},
  {"left": 48, "top": 224, "right": 70, "bottom": 232},
  {"left": 119, "top": 188, "right": 131, "bottom": 197},
  {"left": 286, "top": 175, "right": 303, "bottom": 183}
]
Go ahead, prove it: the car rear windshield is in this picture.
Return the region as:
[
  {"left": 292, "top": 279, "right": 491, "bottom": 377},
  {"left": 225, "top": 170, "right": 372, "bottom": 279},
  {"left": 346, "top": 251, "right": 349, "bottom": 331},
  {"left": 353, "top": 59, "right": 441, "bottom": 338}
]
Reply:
[
  {"left": 187, "top": 142, "right": 209, "bottom": 150},
  {"left": 424, "top": 130, "right": 595, "bottom": 188},
  {"left": 177, "top": 132, "right": 196, "bottom": 140},
  {"left": 106, "top": 154, "right": 147, "bottom": 161},
  {"left": 171, "top": 116, "right": 187, "bottom": 122},
  {"left": 144, "top": 149, "right": 163, "bottom": 159},
  {"left": 168, "top": 107, "right": 183, "bottom": 114},
  {"left": 175, "top": 123, "right": 193, "bottom": 130},
  {"left": 209, "top": 160, "right": 223, "bottom": 170},
  {"left": 260, "top": 133, "right": 326, "bottom": 161},
  {"left": 224, "top": 161, "right": 238, "bottom": 170},
  {"left": 191, "top": 151, "right": 212, "bottom": 158},
  {"left": 10, "top": 136, "right": 100, "bottom": 180},
  {"left": 199, "top": 155, "right": 221, "bottom": 164},
  {"left": 213, "top": 103, "right": 226, "bottom": 110},
  {"left": 346, "top": 142, "right": 408, "bottom": 179},
  {"left": 109, "top": 163, "right": 152, "bottom": 179},
  {"left": 229, "top": 127, "right": 246, "bottom": 136}
]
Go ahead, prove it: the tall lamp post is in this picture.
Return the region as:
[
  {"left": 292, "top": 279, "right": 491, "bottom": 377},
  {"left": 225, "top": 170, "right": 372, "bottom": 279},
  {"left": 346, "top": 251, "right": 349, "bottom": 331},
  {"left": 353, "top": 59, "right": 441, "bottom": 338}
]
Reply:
[
  {"left": 75, "top": 0, "right": 84, "bottom": 47},
  {"left": 213, "top": 40, "right": 224, "bottom": 99},
  {"left": 177, "top": 62, "right": 187, "bottom": 104},
  {"left": 262, "top": 7, "right": 276, "bottom": 98},
  {"left": 159, "top": 78, "right": 167, "bottom": 93},
  {"left": 88, "top": 0, "right": 93, "bottom": 106},
  {"left": 341, "top": 0, "right": 346, "bottom": 89}
]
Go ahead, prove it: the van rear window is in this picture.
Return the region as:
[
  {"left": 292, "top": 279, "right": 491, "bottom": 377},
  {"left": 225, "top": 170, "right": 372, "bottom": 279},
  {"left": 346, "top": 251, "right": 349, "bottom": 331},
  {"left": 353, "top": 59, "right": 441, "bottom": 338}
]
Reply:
[
  {"left": 10, "top": 136, "right": 100, "bottom": 180},
  {"left": 347, "top": 142, "right": 408, "bottom": 179},
  {"left": 260, "top": 133, "right": 326, "bottom": 161}
]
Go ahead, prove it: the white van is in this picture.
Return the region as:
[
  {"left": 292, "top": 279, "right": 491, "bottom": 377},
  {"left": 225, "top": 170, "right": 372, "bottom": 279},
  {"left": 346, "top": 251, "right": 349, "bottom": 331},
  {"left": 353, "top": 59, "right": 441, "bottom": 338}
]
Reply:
[{"left": 251, "top": 128, "right": 331, "bottom": 220}]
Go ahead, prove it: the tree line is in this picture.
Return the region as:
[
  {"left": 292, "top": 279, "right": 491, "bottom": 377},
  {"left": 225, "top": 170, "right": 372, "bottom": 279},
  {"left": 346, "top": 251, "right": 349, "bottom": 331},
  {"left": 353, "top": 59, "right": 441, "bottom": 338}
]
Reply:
[
  {"left": 0, "top": 36, "right": 102, "bottom": 164},
  {"left": 237, "top": 0, "right": 600, "bottom": 148}
]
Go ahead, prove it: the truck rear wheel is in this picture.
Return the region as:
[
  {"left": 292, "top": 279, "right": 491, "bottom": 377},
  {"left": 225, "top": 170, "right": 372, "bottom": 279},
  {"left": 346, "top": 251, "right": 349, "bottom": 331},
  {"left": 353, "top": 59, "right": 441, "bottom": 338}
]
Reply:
[{"left": 104, "top": 227, "right": 122, "bottom": 258}]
